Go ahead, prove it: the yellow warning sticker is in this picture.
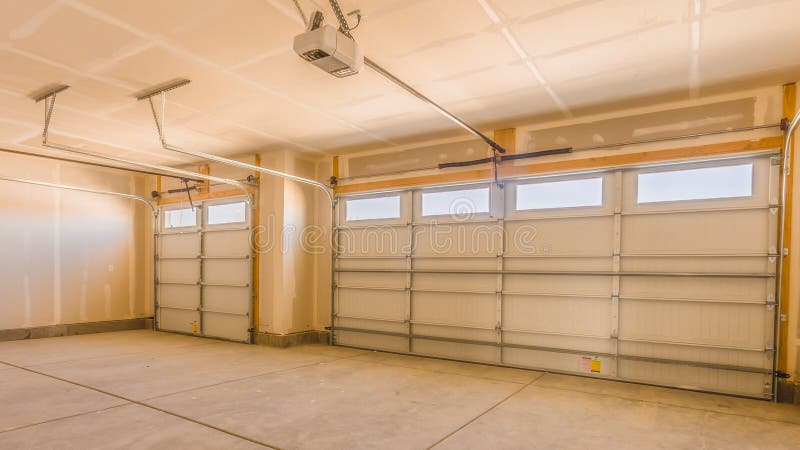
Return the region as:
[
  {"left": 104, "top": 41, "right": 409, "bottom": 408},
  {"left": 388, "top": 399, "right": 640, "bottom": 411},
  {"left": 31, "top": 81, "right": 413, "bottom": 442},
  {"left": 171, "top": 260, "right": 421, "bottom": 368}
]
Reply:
[
  {"left": 580, "top": 356, "right": 602, "bottom": 373},
  {"left": 192, "top": 321, "right": 199, "bottom": 333}
]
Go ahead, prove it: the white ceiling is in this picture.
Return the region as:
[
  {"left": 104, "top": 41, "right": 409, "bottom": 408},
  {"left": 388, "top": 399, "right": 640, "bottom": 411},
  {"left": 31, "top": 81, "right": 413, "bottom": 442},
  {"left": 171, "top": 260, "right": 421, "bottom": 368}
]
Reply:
[{"left": 0, "top": 0, "right": 799, "bottom": 164}]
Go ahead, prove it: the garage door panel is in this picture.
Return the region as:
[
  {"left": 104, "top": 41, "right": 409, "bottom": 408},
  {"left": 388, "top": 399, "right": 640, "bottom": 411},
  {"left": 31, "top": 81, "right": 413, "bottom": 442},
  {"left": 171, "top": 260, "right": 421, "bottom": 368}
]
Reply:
[
  {"left": 504, "top": 347, "right": 614, "bottom": 376},
  {"left": 621, "top": 256, "right": 773, "bottom": 274},
  {"left": 413, "top": 257, "right": 496, "bottom": 270},
  {"left": 337, "top": 288, "right": 405, "bottom": 320},
  {"left": 620, "top": 276, "right": 770, "bottom": 302},
  {"left": 619, "top": 359, "right": 769, "bottom": 397},
  {"left": 413, "top": 338, "right": 499, "bottom": 364},
  {"left": 413, "top": 273, "right": 495, "bottom": 292},
  {"left": 159, "top": 260, "right": 200, "bottom": 284},
  {"left": 336, "top": 330, "right": 408, "bottom": 352},
  {"left": 157, "top": 198, "right": 252, "bottom": 343},
  {"left": 412, "top": 323, "right": 496, "bottom": 342},
  {"left": 619, "top": 301, "right": 767, "bottom": 349},
  {"left": 158, "top": 285, "right": 200, "bottom": 309},
  {"left": 504, "top": 274, "right": 612, "bottom": 297},
  {"left": 412, "top": 292, "right": 496, "bottom": 328},
  {"left": 333, "top": 155, "right": 778, "bottom": 398},
  {"left": 621, "top": 210, "right": 769, "bottom": 255},
  {"left": 203, "top": 259, "right": 250, "bottom": 285},
  {"left": 335, "top": 316, "right": 407, "bottom": 334},
  {"left": 505, "top": 216, "right": 614, "bottom": 257},
  {"left": 336, "top": 257, "right": 406, "bottom": 271},
  {"left": 504, "top": 295, "right": 611, "bottom": 337},
  {"left": 159, "top": 233, "right": 200, "bottom": 257},
  {"left": 158, "top": 308, "right": 199, "bottom": 335},
  {"left": 619, "top": 341, "right": 771, "bottom": 369},
  {"left": 338, "top": 228, "right": 410, "bottom": 257},
  {"left": 204, "top": 286, "right": 249, "bottom": 315},
  {"left": 505, "top": 256, "right": 613, "bottom": 271},
  {"left": 504, "top": 331, "right": 615, "bottom": 354},
  {"left": 204, "top": 230, "right": 251, "bottom": 257},
  {"left": 203, "top": 312, "right": 250, "bottom": 342},
  {"left": 337, "top": 271, "right": 405, "bottom": 288},
  {"left": 413, "top": 223, "right": 502, "bottom": 257}
]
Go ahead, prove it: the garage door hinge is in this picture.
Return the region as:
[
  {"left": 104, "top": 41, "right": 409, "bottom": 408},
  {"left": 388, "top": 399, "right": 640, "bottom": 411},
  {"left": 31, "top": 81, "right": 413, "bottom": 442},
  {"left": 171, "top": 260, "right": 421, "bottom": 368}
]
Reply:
[{"left": 784, "top": 248, "right": 790, "bottom": 256}]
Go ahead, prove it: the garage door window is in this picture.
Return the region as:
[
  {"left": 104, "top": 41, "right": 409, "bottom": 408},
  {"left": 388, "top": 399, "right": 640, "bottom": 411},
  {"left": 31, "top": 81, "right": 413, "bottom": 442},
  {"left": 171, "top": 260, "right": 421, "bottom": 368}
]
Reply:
[
  {"left": 637, "top": 163, "right": 753, "bottom": 204},
  {"left": 516, "top": 177, "right": 603, "bottom": 211},
  {"left": 421, "top": 187, "right": 489, "bottom": 217},
  {"left": 345, "top": 195, "right": 401, "bottom": 221},
  {"left": 163, "top": 207, "right": 197, "bottom": 229},
  {"left": 207, "top": 201, "right": 247, "bottom": 225}
]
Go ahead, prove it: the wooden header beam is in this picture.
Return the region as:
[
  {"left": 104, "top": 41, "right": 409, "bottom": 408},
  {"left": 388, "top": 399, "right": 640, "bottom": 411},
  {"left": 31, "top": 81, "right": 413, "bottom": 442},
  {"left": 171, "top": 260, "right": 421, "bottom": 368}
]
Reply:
[{"left": 336, "top": 135, "right": 783, "bottom": 195}]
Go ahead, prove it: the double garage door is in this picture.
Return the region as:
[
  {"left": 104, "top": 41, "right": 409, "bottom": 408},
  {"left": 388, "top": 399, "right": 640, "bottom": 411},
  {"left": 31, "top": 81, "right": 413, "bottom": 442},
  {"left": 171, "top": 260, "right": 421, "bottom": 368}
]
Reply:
[
  {"left": 333, "top": 154, "right": 780, "bottom": 398},
  {"left": 156, "top": 197, "right": 253, "bottom": 343}
]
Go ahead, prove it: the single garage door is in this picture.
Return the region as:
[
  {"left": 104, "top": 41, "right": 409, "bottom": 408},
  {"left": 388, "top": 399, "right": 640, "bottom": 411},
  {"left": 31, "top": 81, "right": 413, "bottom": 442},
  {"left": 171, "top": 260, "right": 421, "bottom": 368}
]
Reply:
[
  {"left": 333, "top": 153, "right": 779, "bottom": 398},
  {"left": 156, "top": 197, "right": 253, "bottom": 343}
]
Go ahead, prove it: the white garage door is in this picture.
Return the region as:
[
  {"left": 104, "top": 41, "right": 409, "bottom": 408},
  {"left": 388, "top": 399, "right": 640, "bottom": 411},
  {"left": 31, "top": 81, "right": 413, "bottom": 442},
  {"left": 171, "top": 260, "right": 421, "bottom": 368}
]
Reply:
[
  {"left": 156, "top": 197, "right": 253, "bottom": 343},
  {"left": 333, "top": 153, "right": 779, "bottom": 398}
]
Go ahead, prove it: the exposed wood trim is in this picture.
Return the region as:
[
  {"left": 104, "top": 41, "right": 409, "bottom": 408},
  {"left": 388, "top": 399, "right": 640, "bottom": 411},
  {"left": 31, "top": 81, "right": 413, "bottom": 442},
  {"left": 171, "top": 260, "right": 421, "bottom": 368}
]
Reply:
[
  {"left": 157, "top": 188, "right": 254, "bottom": 205},
  {"left": 337, "top": 136, "right": 783, "bottom": 195},
  {"left": 198, "top": 163, "right": 211, "bottom": 194},
  {"left": 337, "top": 168, "right": 492, "bottom": 194},
  {"left": 493, "top": 128, "right": 516, "bottom": 154},
  {"left": 332, "top": 155, "right": 340, "bottom": 180},
  {"left": 779, "top": 83, "right": 796, "bottom": 374},
  {"left": 501, "top": 136, "right": 782, "bottom": 178}
]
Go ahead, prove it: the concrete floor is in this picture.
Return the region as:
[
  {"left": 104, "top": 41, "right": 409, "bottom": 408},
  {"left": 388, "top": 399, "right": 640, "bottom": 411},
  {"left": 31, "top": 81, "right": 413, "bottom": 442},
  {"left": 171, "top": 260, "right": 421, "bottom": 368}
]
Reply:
[{"left": 1, "top": 331, "right": 799, "bottom": 449}]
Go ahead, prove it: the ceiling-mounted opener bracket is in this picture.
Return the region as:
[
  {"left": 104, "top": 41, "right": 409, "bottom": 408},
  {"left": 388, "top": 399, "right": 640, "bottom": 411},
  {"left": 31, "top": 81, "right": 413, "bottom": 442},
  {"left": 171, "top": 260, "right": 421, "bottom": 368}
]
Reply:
[
  {"left": 136, "top": 78, "right": 191, "bottom": 145},
  {"left": 136, "top": 79, "right": 335, "bottom": 206},
  {"left": 32, "top": 84, "right": 71, "bottom": 144}
]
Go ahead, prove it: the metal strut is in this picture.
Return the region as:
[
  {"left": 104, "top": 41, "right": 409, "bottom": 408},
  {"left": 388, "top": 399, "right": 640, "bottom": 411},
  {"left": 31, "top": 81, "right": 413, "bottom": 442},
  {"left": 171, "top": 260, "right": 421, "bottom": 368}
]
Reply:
[
  {"left": 0, "top": 174, "right": 156, "bottom": 217},
  {"left": 34, "top": 85, "right": 254, "bottom": 207},
  {"left": 0, "top": 147, "right": 203, "bottom": 182},
  {"left": 137, "top": 79, "right": 335, "bottom": 206}
]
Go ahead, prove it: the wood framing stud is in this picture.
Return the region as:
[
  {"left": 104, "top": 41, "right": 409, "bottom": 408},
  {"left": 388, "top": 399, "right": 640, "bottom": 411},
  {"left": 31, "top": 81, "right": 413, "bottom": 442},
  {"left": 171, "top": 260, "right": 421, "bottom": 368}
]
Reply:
[
  {"left": 157, "top": 188, "right": 255, "bottom": 206},
  {"left": 493, "top": 128, "right": 516, "bottom": 154},
  {"left": 198, "top": 163, "right": 211, "bottom": 194},
  {"left": 779, "top": 82, "right": 797, "bottom": 374}
]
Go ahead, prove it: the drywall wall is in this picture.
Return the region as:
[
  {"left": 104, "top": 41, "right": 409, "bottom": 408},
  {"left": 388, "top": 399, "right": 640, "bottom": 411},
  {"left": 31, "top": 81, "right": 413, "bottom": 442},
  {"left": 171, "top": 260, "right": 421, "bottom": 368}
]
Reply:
[
  {"left": 255, "top": 150, "right": 324, "bottom": 335},
  {"left": 0, "top": 154, "right": 153, "bottom": 331}
]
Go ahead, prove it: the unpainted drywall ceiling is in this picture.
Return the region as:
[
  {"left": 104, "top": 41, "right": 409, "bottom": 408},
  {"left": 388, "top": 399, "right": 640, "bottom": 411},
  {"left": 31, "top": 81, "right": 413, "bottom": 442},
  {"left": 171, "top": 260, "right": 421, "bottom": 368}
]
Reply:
[{"left": 0, "top": 0, "right": 798, "bottom": 163}]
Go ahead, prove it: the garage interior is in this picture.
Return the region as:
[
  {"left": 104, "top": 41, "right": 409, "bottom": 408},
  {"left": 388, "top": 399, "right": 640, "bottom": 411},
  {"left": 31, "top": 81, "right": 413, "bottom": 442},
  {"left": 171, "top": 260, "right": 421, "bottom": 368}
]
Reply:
[{"left": 3, "top": 0, "right": 800, "bottom": 448}]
